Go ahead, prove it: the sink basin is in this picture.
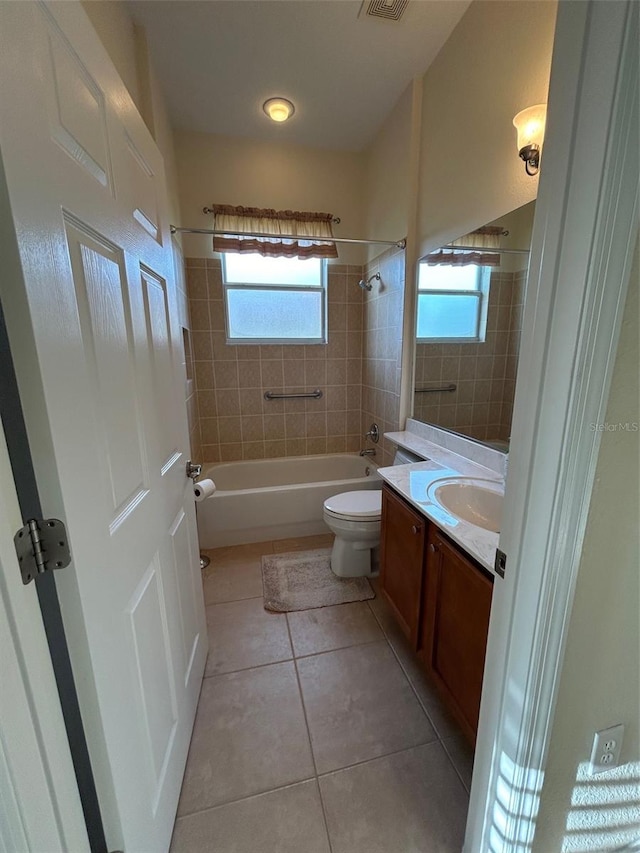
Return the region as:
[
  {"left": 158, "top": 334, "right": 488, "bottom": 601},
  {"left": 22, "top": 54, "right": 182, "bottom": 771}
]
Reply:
[{"left": 428, "top": 478, "right": 503, "bottom": 533}]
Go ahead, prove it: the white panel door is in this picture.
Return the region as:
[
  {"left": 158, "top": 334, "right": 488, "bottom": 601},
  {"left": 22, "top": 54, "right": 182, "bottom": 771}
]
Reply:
[{"left": 0, "top": 3, "right": 207, "bottom": 851}]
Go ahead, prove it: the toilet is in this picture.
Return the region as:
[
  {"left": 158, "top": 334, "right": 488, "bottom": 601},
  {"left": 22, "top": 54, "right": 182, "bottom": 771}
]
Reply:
[
  {"left": 323, "top": 447, "right": 423, "bottom": 577},
  {"left": 323, "top": 490, "right": 382, "bottom": 577}
]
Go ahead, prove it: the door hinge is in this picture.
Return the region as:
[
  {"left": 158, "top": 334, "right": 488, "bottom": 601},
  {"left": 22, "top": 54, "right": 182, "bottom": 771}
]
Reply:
[
  {"left": 495, "top": 548, "right": 507, "bottom": 579},
  {"left": 14, "top": 518, "right": 71, "bottom": 585}
]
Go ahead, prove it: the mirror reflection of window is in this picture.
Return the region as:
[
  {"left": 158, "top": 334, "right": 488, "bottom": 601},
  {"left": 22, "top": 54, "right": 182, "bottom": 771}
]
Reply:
[
  {"left": 411, "top": 200, "right": 536, "bottom": 451},
  {"left": 416, "top": 260, "right": 490, "bottom": 342}
]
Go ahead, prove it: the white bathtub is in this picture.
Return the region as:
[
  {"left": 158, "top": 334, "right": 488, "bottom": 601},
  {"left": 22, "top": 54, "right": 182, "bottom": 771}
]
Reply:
[{"left": 196, "top": 453, "right": 381, "bottom": 548}]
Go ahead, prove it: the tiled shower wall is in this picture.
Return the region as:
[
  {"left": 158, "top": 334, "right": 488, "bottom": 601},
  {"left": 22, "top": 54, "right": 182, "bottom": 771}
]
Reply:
[
  {"left": 361, "top": 246, "right": 406, "bottom": 467},
  {"left": 413, "top": 268, "right": 525, "bottom": 443},
  {"left": 174, "top": 246, "right": 202, "bottom": 464},
  {"left": 185, "top": 258, "right": 367, "bottom": 463}
]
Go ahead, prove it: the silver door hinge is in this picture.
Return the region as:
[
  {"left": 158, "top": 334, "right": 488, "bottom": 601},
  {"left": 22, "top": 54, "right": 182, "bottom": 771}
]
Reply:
[
  {"left": 14, "top": 518, "right": 71, "bottom": 585},
  {"left": 495, "top": 548, "right": 507, "bottom": 579}
]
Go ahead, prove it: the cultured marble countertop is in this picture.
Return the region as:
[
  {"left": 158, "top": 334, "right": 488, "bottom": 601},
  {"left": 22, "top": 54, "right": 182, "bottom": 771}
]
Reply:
[{"left": 378, "top": 432, "right": 505, "bottom": 575}]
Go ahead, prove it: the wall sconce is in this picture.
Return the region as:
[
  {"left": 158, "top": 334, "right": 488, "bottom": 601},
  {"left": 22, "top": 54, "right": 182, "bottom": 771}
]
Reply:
[
  {"left": 513, "top": 104, "right": 547, "bottom": 176},
  {"left": 263, "top": 97, "right": 295, "bottom": 123}
]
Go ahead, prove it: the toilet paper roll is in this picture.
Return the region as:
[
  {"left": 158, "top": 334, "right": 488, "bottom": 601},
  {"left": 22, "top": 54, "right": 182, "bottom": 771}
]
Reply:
[{"left": 194, "top": 478, "right": 216, "bottom": 502}]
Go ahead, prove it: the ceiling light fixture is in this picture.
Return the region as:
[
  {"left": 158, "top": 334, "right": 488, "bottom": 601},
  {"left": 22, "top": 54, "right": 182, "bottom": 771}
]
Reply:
[
  {"left": 263, "top": 97, "right": 295, "bottom": 123},
  {"left": 513, "top": 104, "right": 547, "bottom": 176}
]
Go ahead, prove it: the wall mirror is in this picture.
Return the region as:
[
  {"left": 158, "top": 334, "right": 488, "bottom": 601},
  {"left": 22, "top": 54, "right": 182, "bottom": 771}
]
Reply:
[{"left": 411, "top": 200, "right": 535, "bottom": 452}]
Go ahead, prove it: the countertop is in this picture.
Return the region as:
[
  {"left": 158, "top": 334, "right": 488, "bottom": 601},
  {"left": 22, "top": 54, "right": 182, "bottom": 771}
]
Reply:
[{"left": 378, "top": 432, "right": 504, "bottom": 575}]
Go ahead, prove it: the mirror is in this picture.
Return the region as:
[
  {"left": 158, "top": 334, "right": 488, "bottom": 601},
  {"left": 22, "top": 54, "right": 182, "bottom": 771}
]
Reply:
[{"left": 412, "top": 200, "right": 535, "bottom": 452}]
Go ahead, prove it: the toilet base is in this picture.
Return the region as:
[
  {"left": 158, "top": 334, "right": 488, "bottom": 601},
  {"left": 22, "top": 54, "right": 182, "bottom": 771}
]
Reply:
[{"left": 329, "top": 537, "right": 379, "bottom": 578}]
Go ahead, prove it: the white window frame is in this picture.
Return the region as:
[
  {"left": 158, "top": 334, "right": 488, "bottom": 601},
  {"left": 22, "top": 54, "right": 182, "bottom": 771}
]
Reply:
[
  {"left": 416, "top": 262, "right": 490, "bottom": 344},
  {"left": 221, "top": 254, "right": 328, "bottom": 345}
]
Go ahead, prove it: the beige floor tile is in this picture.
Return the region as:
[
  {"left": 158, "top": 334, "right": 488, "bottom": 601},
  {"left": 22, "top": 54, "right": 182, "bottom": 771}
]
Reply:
[
  {"left": 272, "top": 533, "right": 334, "bottom": 553},
  {"left": 205, "top": 598, "right": 292, "bottom": 676},
  {"left": 367, "top": 595, "right": 460, "bottom": 740},
  {"left": 171, "top": 780, "right": 331, "bottom": 853},
  {"left": 204, "top": 540, "right": 274, "bottom": 565},
  {"left": 297, "top": 641, "right": 436, "bottom": 774},
  {"left": 319, "top": 743, "right": 469, "bottom": 853},
  {"left": 177, "top": 662, "right": 314, "bottom": 815},
  {"left": 203, "top": 561, "right": 264, "bottom": 605},
  {"left": 442, "top": 732, "right": 475, "bottom": 792},
  {"left": 287, "top": 602, "right": 383, "bottom": 657}
]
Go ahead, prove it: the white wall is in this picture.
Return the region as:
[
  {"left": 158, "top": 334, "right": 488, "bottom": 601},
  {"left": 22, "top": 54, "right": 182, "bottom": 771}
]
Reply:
[
  {"left": 80, "top": 0, "right": 140, "bottom": 109},
  {"left": 144, "top": 53, "right": 181, "bottom": 225},
  {"left": 416, "top": 0, "right": 557, "bottom": 256},
  {"left": 174, "top": 131, "right": 366, "bottom": 264},
  {"left": 532, "top": 240, "right": 640, "bottom": 851},
  {"left": 363, "top": 82, "right": 413, "bottom": 260},
  {"left": 81, "top": 0, "right": 181, "bottom": 225}
]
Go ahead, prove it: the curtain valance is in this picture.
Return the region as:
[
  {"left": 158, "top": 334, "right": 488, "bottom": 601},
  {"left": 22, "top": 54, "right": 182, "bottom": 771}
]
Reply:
[
  {"left": 211, "top": 205, "right": 338, "bottom": 259},
  {"left": 425, "top": 225, "right": 503, "bottom": 267}
]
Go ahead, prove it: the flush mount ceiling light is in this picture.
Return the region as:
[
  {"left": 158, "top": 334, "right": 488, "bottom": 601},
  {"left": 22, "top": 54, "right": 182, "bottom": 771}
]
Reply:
[
  {"left": 263, "top": 97, "right": 295, "bottom": 123},
  {"left": 513, "top": 104, "right": 547, "bottom": 176}
]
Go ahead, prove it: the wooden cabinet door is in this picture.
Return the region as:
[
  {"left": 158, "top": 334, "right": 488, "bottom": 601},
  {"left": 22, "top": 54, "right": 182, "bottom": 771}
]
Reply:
[
  {"left": 421, "top": 527, "right": 493, "bottom": 742},
  {"left": 379, "top": 485, "right": 425, "bottom": 645}
]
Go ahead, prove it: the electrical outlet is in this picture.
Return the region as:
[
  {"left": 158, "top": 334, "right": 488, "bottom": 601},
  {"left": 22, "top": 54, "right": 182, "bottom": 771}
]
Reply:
[{"left": 589, "top": 724, "right": 624, "bottom": 774}]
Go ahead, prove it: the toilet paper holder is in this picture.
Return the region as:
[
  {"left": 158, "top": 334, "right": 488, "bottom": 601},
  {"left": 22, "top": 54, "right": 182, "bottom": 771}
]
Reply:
[
  {"left": 187, "top": 459, "right": 210, "bottom": 571},
  {"left": 186, "top": 460, "right": 202, "bottom": 481}
]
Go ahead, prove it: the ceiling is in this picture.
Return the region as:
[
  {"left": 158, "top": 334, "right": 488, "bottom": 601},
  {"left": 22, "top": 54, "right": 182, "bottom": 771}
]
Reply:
[{"left": 128, "top": 0, "right": 471, "bottom": 152}]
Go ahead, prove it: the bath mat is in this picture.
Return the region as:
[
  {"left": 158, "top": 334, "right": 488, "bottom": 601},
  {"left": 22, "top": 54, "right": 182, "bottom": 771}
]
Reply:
[{"left": 262, "top": 548, "right": 375, "bottom": 613}]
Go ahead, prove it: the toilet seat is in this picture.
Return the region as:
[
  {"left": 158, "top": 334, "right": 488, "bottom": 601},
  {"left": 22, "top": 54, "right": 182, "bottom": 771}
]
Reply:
[{"left": 323, "top": 490, "right": 382, "bottom": 522}]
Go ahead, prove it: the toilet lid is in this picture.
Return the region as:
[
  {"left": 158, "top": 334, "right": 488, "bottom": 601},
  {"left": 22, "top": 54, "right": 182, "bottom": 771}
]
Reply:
[{"left": 323, "top": 490, "right": 382, "bottom": 519}]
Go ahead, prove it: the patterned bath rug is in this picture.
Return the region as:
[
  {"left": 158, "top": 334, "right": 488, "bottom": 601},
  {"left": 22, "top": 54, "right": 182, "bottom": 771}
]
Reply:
[{"left": 262, "top": 548, "right": 375, "bottom": 613}]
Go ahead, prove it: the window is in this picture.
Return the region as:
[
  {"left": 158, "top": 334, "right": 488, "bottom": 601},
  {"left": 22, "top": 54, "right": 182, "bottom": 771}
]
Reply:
[
  {"left": 222, "top": 253, "right": 327, "bottom": 344},
  {"left": 416, "top": 260, "right": 490, "bottom": 343}
]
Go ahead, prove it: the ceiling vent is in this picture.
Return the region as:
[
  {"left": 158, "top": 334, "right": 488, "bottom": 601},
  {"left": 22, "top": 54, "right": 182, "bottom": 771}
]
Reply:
[{"left": 360, "top": 0, "right": 409, "bottom": 22}]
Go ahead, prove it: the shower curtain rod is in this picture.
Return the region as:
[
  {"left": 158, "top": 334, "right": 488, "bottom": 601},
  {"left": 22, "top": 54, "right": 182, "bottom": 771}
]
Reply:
[
  {"left": 169, "top": 225, "right": 406, "bottom": 249},
  {"left": 442, "top": 243, "right": 531, "bottom": 255}
]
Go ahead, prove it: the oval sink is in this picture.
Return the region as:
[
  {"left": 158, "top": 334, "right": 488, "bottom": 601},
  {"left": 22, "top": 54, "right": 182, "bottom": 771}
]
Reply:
[{"left": 429, "top": 478, "right": 503, "bottom": 533}]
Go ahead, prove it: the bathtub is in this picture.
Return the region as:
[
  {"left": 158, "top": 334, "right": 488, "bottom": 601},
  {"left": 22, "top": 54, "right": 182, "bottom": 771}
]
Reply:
[{"left": 196, "top": 453, "right": 381, "bottom": 548}]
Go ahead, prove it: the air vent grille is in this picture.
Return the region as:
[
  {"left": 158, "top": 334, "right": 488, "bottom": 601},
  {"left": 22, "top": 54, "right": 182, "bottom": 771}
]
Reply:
[{"left": 363, "top": 0, "right": 409, "bottom": 22}]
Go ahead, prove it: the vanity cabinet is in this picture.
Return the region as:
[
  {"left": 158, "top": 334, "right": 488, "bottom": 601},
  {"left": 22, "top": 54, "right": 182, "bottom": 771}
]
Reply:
[
  {"left": 419, "top": 526, "right": 493, "bottom": 742},
  {"left": 379, "top": 483, "right": 493, "bottom": 743},
  {"left": 379, "top": 485, "right": 425, "bottom": 645}
]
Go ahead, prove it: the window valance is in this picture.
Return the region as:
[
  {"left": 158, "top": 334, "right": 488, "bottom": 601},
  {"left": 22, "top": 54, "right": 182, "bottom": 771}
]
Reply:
[
  {"left": 210, "top": 205, "right": 338, "bottom": 259},
  {"left": 425, "top": 225, "right": 503, "bottom": 267}
]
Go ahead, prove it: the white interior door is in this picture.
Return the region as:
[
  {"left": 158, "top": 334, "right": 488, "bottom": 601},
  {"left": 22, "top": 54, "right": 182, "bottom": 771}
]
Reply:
[{"left": 0, "top": 3, "right": 207, "bottom": 851}]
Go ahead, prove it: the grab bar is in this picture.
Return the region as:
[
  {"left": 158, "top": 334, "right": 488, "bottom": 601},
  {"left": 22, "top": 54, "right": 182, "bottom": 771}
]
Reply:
[
  {"left": 264, "top": 389, "right": 323, "bottom": 401},
  {"left": 414, "top": 384, "right": 457, "bottom": 393}
]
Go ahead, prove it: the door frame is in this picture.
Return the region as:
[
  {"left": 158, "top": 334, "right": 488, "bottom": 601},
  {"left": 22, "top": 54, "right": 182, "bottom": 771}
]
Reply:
[
  {"left": 465, "top": 1, "right": 638, "bottom": 849},
  {"left": 0, "top": 287, "right": 107, "bottom": 852},
  {"left": 0, "top": 318, "right": 90, "bottom": 851}
]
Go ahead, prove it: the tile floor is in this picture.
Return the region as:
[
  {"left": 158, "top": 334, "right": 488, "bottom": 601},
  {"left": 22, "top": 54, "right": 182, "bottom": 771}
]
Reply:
[{"left": 170, "top": 535, "right": 473, "bottom": 853}]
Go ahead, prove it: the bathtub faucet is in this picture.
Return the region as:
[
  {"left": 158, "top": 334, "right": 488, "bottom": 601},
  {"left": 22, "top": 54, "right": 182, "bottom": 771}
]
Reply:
[{"left": 359, "top": 448, "right": 376, "bottom": 457}]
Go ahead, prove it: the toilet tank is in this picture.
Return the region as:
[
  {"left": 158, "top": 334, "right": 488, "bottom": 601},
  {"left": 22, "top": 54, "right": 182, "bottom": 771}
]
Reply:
[{"left": 393, "top": 447, "right": 424, "bottom": 465}]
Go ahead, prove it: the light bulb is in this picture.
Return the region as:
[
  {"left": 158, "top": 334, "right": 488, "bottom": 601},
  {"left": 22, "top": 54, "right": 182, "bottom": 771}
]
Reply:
[
  {"left": 513, "top": 104, "right": 547, "bottom": 176},
  {"left": 263, "top": 98, "right": 295, "bottom": 123},
  {"left": 513, "top": 104, "right": 547, "bottom": 152}
]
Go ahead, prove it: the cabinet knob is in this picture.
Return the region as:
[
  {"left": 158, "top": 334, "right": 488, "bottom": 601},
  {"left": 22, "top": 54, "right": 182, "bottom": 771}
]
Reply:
[
  {"left": 411, "top": 524, "right": 421, "bottom": 534},
  {"left": 428, "top": 543, "right": 438, "bottom": 553}
]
